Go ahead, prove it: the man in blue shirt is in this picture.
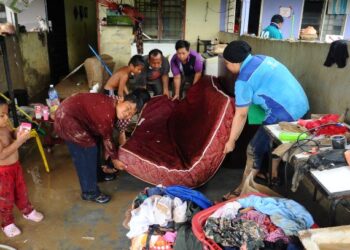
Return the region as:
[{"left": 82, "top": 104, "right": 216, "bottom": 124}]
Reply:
[
  {"left": 261, "top": 14, "right": 284, "bottom": 40},
  {"left": 222, "top": 41, "right": 309, "bottom": 199}
]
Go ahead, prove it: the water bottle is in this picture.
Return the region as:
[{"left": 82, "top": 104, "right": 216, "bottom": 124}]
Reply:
[{"left": 48, "top": 84, "right": 59, "bottom": 101}]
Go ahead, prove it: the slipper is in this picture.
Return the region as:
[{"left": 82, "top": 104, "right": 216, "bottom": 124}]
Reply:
[
  {"left": 23, "top": 209, "right": 44, "bottom": 222},
  {"left": 222, "top": 189, "right": 241, "bottom": 201},
  {"left": 101, "top": 165, "right": 119, "bottom": 174},
  {"left": 2, "top": 223, "right": 21, "bottom": 237}
]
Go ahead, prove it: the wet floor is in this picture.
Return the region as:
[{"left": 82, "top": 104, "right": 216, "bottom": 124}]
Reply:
[{"left": 1, "top": 142, "right": 350, "bottom": 249}]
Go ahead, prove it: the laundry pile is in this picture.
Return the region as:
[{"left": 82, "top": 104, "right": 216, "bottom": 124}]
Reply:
[
  {"left": 194, "top": 195, "right": 315, "bottom": 250},
  {"left": 125, "top": 185, "right": 212, "bottom": 250}
]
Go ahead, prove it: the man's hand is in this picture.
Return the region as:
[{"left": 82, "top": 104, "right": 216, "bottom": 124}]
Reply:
[
  {"left": 16, "top": 130, "right": 30, "bottom": 145},
  {"left": 172, "top": 94, "right": 179, "bottom": 101},
  {"left": 112, "top": 159, "right": 126, "bottom": 170},
  {"left": 223, "top": 140, "right": 235, "bottom": 154}
]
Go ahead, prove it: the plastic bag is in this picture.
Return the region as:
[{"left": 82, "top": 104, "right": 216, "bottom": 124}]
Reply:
[{"left": 241, "top": 172, "right": 281, "bottom": 197}]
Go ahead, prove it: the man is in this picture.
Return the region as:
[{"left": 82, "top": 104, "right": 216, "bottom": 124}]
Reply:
[
  {"left": 135, "top": 49, "right": 170, "bottom": 97},
  {"left": 222, "top": 41, "right": 309, "bottom": 199},
  {"left": 170, "top": 40, "right": 203, "bottom": 100},
  {"left": 261, "top": 14, "right": 284, "bottom": 40}
]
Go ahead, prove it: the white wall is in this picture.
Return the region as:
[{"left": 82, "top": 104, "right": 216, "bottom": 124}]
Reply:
[
  {"left": 17, "top": 0, "right": 47, "bottom": 31},
  {"left": 185, "top": 0, "right": 221, "bottom": 45}
]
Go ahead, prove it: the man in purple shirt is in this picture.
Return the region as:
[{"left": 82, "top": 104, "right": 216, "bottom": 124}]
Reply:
[{"left": 170, "top": 40, "right": 203, "bottom": 100}]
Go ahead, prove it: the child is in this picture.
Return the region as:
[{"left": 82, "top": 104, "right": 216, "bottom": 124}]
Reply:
[
  {"left": 0, "top": 97, "right": 44, "bottom": 237},
  {"left": 103, "top": 55, "right": 145, "bottom": 99}
]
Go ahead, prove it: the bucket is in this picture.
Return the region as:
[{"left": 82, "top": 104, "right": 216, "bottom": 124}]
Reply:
[{"left": 331, "top": 135, "right": 346, "bottom": 149}]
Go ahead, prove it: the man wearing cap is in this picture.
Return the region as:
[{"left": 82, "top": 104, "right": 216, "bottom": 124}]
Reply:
[
  {"left": 222, "top": 41, "right": 309, "bottom": 199},
  {"left": 261, "top": 14, "right": 284, "bottom": 40}
]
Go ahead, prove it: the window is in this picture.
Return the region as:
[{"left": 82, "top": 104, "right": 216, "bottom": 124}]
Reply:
[
  {"left": 0, "top": 4, "right": 6, "bottom": 23},
  {"left": 321, "top": 14, "right": 346, "bottom": 40},
  {"left": 224, "top": 0, "right": 241, "bottom": 33},
  {"left": 301, "top": 0, "right": 324, "bottom": 35},
  {"left": 134, "top": 0, "right": 185, "bottom": 41}
]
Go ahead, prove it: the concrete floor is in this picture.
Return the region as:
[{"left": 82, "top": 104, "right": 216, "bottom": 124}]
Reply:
[{"left": 1, "top": 142, "right": 350, "bottom": 249}]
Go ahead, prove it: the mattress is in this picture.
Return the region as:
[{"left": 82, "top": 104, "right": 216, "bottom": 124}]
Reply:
[{"left": 118, "top": 75, "right": 235, "bottom": 187}]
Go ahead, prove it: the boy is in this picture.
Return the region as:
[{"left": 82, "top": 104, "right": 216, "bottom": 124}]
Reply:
[
  {"left": 0, "top": 97, "right": 43, "bottom": 237},
  {"left": 103, "top": 55, "right": 145, "bottom": 99}
]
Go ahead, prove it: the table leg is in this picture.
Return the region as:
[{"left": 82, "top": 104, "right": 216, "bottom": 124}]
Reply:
[
  {"left": 313, "top": 186, "right": 318, "bottom": 201},
  {"left": 329, "top": 198, "right": 342, "bottom": 226},
  {"left": 268, "top": 140, "right": 274, "bottom": 186},
  {"left": 284, "top": 162, "right": 289, "bottom": 196}
]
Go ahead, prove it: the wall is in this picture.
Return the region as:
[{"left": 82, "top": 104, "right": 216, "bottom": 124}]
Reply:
[
  {"left": 185, "top": 0, "right": 221, "bottom": 45},
  {"left": 19, "top": 32, "right": 50, "bottom": 98},
  {"left": 344, "top": 15, "right": 350, "bottom": 39},
  {"left": 100, "top": 26, "right": 134, "bottom": 70},
  {"left": 64, "top": 0, "right": 97, "bottom": 71},
  {"left": 0, "top": 36, "right": 26, "bottom": 94},
  {"left": 218, "top": 32, "right": 350, "bottom": 116},
  {"left": 17, "top": 0, "right": 46, "bottom": 31},
  {"left": 260, "top": 0, "right": 304, "bottom": 39}
]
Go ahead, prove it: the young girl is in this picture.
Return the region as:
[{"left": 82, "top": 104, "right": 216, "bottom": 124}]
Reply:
[{"left": 0, "top": 97, "right": 44, "bottom": 237}]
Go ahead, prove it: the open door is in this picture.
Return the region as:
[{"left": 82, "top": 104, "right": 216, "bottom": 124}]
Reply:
[
  {"left": 45, "top": 0, "right": 69, "bottom": 84},
  {"left": 248, "top": 0, "right": 261, "bottom": 36}
]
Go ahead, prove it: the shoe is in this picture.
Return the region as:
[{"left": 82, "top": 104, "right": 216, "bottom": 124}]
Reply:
[
  {"left": 2, "top": 223, "right": 21, "bottom": 237},
  {"left": 81, "top": 193, "right": 111, "bottom": 204},
  {"left": 271, "top": 177, "right": 281, "bottom": 187},
  {"left": 23, "top": 209, "right": 44, "bottom": 222},
  {"left": 103, "top": 173, "right": 116, "bottom": 181},
  {"left": 222, "top": 189, "right": 241, "bottom": 201}
]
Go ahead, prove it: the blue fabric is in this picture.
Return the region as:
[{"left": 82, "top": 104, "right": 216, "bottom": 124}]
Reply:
[
  {"left": 146, "top": 187, "right": 165, "bottom": 197},
  {"left": 164, "top": 186, "right": 213, "bottom": 209},
  {"left": 328, "top": 0, "right": 350, "bottom": 14},
  {"left": 261, "top": 23, "right": 283, "bottom": 39},
  {"left": 66, "top": 141, "right": 100, "bottom": 196},
  {"left": 234, "top": 54, "right": 309, "bottom": 123},
  {"left": 237, "top": 195, "right": 314, "bottom": 236}
]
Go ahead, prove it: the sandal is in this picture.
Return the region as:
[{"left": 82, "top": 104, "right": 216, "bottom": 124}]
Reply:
[
  {"left": 23, "top": 209, "right": 44, "bottom": 222},
  {"left": 2, "top": 223, "right": 21, "bottom": 237},
  {"left": 222, "top": 189, "right": 241, "bottom": 201}
]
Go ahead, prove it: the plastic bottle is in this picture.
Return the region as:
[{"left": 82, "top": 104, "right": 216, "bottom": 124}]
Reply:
[
  {"left": 278, "top": 132, "right": 308, "bottom": 142},
  {"left": 48, "top": 84, "right": 59, "bottom": 101}
]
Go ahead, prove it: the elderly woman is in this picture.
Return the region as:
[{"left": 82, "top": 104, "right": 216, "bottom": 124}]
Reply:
[{"left": 54, "top": 89, "right": 150, "bottom": 204}]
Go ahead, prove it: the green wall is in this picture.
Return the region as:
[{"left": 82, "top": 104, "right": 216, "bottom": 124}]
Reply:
[{"left": 64, "top": 0, "right": 97, "bottom": 71}]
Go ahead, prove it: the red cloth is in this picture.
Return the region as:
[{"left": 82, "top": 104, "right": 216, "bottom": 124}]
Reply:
[
  {"left": 54, "top": 93, "right": 119, "bottom": 159},
  {"left": 119, "top": 76, "right": 234, "bottom": 187},
  {"left": 298, "top": 114, "right": 348, "bottom": 136},
  {"left": 0, "top": 162, "right": 33, "bottom": 227}
]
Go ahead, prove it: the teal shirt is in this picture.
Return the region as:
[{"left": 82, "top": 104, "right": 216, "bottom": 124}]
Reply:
[{"left": 261, "top": 23, "right": 283, "bottom": 40}]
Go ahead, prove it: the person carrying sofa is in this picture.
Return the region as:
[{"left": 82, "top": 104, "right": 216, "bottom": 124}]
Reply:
[
  {"left": 134, "top": 49, "right": 171, "bottom": 97},
  {"left": 222, "top": 41, "right": 309, "bottom": 199},
  {"left": 170, "top": 40, "right": 203, "bottom": 100}
]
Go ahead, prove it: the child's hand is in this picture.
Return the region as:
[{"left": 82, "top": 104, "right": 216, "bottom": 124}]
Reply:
[{"left": 16, "top": 129, "right": 31, "bottom": 144}]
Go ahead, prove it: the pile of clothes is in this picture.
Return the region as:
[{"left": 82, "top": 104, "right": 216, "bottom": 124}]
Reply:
[
  {"left": 126, "top": 185, "right": 212, "bottom": 250},
  {"left": 203, "top": 195, "right": 315, "bottom": 250}
]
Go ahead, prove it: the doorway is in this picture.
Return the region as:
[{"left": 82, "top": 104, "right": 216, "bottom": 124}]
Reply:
[
  {"left": 248, "top": 0, "right": 262, "bottom": 36},
  {"left": 45, "top": 0, "right": 69, "bottom": 84}
]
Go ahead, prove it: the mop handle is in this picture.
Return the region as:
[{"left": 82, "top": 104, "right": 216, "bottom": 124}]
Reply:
[{"left": 88, "top": 44, "right": 113, "bottom": 76}]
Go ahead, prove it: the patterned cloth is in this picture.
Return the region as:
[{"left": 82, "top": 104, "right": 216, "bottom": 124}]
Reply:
[
  {"left": 204, "top": 218, "right": 265, "bottom": 249},
  {"left": 0, "top": 161, "right": 33, "bottom": 227},
  {"left": 103, "top": 89, "right": 131, "bottom": 133},
  {"left": 240, "top": 210, "right": 289, "bottom": 243}
]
